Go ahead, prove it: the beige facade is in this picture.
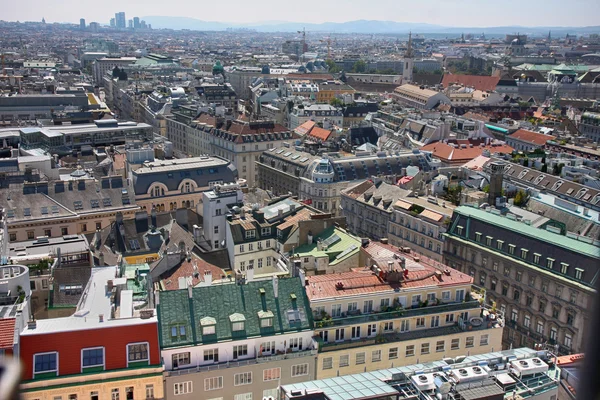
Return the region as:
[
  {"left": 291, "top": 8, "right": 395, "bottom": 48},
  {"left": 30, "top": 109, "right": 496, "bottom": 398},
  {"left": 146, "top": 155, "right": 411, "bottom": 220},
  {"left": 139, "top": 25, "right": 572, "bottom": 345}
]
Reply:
[
  {"left": 20, "top": 367, "right": 164, "bottom": 400},
  {"left": 164, "top": 351, "right": 317, "bottom": 400}
]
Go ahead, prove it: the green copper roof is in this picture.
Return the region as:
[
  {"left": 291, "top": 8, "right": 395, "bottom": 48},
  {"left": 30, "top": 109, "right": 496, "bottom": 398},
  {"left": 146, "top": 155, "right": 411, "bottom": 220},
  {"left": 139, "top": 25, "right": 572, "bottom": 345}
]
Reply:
[
  {"left": 293, "top": 227, "right": 361, "bottom": 265},
  {"left": 157, "top": 277, "right": 313, "bottom": 349},
  {"left": 452, "top": 206, "right": 600, "bottom": 259}
]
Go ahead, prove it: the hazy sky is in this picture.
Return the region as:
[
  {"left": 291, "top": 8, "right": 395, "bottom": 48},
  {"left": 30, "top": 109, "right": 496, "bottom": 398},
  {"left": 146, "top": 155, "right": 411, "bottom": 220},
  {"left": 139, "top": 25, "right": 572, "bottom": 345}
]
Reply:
[{"left": 3, "top": 0, "right": 598, "bottom": 27}]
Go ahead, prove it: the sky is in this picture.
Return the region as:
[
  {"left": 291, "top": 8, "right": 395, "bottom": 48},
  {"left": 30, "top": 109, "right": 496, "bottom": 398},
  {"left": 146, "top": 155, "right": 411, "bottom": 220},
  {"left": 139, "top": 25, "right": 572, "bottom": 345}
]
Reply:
[{"left": 2, "top": 0, "right": 598, "bottom": 27}]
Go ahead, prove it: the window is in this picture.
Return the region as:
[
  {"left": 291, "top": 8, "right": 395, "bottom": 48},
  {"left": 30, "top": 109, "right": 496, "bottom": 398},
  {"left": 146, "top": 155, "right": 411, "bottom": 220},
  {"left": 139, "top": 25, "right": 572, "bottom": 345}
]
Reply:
[
  {"left": 289, "top": 337, "right": 303, "bottom": 351},
  {"left": 524, "top": 315, "right": 531, "bottom": 328},
  {"left": 112, "top": 389, "right": 120, "bottom": 400},
  {"left": 335, "top": 328, "right": 345, "bottom": 341},
  {"left": 263, "top": 367, "right": 281, "bottom": 381},
  {"left": 567, "top": 312, "right": 575, "bottom": 326},
  {"left": 290, "top": 363, "right": 309, "bottom": 377},
  {"left": 389, "top": 347, "right": 398, "bottom": 359},
  {"left": 28, "top": 231, "right": 35, "bottom": 239},
  {"left": 239, "top": 244, "right": 245, "bottom": 253},
  {"left": 434, "top": 340, "right": 444, "bottom": 352},
  {"left": 400, "top": 320, "right": 410, "bottom": 332},
  {"left": 496, "top": 240, "right": 503, "bottom": 250},
  {"left": 249, "top": 243, "right": 254, "bottom": 251},
  {"left": 383, "top": 321, "right": 394, "bottom": 332},
  {"left": 513, "top": 289, "right": 520, "bottom": 302},
  {"left": 203, "top": 349, "right": 219, "bottom": 363},
  {"left": 480, "top": 334, "right": 489, "bottom": 346},
  {"left": 82, "top": 348, "right": 104, "bottom": 371},
  {"left": 564, "top": 334, "right": 572, "bottom": 348},
  {"left": 266, "top": 257, "right": 272, "bottom": 267},
  {"left": 570, "top": 292, "right": 578, "bottom": 304},
  {"left": 547, "top": 258, "right": 555, "bottom": 269},
  {"left": 339, "top": 354, "right": 349, "bottom": 367},
  {"left": 204, "top": 377, "right": 223, "bottom": 391},
  {"left": 451, "top": 338, "right": 460, "bottom": 350},
  {"left": 542, "top": 282, "right": 548, "bottom": 293},
  {"left": 380, "top": 298, "right": 390, "bottom": 310},
  {"left": 511, "top": 309, "right": 518, "bottom": 322},
  {"left": 61, "top": 227, "right": 68, "bottom": 235},
  {"left": 171, "top": 325, "right": 187, "bottom": 339},
  {"left": 560, "top": 263, "right": 569, "bottom": 274},
  {"left": 430, "top": 316, "right": 440, "bottom": 328},
  {"left": 411, "top": 294, "right": 422, "bottom": 306},
  {"left": 203, "top": 325, "right": 216, "bottom": 335},
  {"left": 533, "top": 253, "right": 541, "bottom": 264},
  {"left": 475, "top": 232, "right": 481, "bottom": 242},
  {"left": 145, "top": 385, "right": 154, "bottom": 400},
  {"left": 372, "top": 350, "right": 381, "bottom": 362},
  {"left": 233, "top": 345, "right": 248, "bottom": 359},
  {"left": 234, "top": 394, "right": 252, "bottom": 400},
  {"left": 405, "top": 345, "right": 415, "bottom": 357},
  {"left": 445, "top": 314, "right": 454, "bottom": 323},
  {"left": 232, "top": 321, "right": 245, "bottom": 331},
  {"left": 34, "top": 352, "right": 58, "bottom": 377},
  {"left": 347, "top": 302, "right": 358, "bottom": 312},
  {"left": 529, "top": 275, "right": 536, "bottom": 287},
  {"left": 508, "top": 244, "right": 515, "bottom": 255},
  {"left": 503, "top": 267, "right": 510, "bottom": 277},
  {"left": 486, "top": 236, "right": 492, "bottom": 246},
  {"left": 502, "top": 284, "right": 509, "bottom": 296},
  {"left": 355, "top": 352, "right": 365, "bottom": 365},
  {"left": 575, "top": 268, "right": 584, "bottom": 281},
  {"left": 416, "top": 317, "right": 425, "bottom": 328},
  {"left": 9, "top": 233, "right": 16, "bottom": 241},
  {"left": 363, "top": 300, "right": 373, "bottom": 313},
  {"left": 442, "top": 291, "right": 450, "bottom": 301},
  {"left": 171, "top": 352, "right": 190, "bottom": 368},
  {"left": 466, "top": 336, "right": 474, "bottom": 347},
  {"left": 521, "top": 249, "right": 529, "bottom": 259},
  {"left": 174, "top": 382, "right": 192, "bottom": 395},
  {"left": 322, "top": 357, "right": 333, "bottom": 370},
  {"left": 421, "top": 343, "right": 430, "bottom": 354},
  {"left": 245, "top": 230, "right": 256, "bottom": 239},
  {"left": 536, "top": 321, "right": 544, "bottom": 334},
  {"left": 516, "top": 271, "right": 522, "bottom": 282},
  {"left": 539, "top": 301, "right": 546, "bottom": 313},
  {"left": 351, "top": 326, "right": 361, "bottom": 339},
  {"left": 427, "top": 293, "right": 436, "bottom": 303},
  {"left": 257, "top": 258, "right": 263, "bottom": 268},
  {"left": 331, "top": 304, "right": 342, "bottom": 318},
  {"left": 455, "top": 289, "right": 465, "bottom": 302},
  {"left": 127, "top": 343, "right": 149, "bottom": 365},
  {"left": 234, "top": 372, "right": 252, "bottom": 386}
]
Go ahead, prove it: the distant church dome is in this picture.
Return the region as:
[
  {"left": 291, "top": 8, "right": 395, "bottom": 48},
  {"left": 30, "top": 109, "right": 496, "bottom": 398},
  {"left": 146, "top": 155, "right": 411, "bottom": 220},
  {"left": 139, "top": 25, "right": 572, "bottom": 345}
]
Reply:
[{"left": 212, "top": 60, "right": 224, "bottom": 76}]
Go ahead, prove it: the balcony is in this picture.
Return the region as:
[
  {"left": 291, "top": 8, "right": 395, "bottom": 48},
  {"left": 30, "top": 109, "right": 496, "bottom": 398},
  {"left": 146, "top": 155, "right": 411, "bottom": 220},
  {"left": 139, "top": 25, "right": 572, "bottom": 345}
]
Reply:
[
  {"left": 315, "top": 300, "right": 482, "bottom": 329},
  {"left": 165, "top": 349, "right": 318, "bottom": 377}
]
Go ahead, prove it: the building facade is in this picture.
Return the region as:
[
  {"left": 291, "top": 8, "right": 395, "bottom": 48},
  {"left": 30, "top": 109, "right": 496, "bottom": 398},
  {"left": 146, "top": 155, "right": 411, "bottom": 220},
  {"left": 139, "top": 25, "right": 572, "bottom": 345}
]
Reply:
[{"left": 443, "top": 205, "right": 599, "bottom": 355}]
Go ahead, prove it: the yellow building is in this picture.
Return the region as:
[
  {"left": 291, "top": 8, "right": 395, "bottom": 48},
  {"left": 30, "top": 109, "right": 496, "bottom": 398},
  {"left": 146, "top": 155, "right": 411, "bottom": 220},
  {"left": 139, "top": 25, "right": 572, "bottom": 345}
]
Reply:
[
  {"left": 308, "top": 241, "right": 504, "bottom": 379},
  {"left": 317, "top": 81, "right": 356, "bottom": 103}
]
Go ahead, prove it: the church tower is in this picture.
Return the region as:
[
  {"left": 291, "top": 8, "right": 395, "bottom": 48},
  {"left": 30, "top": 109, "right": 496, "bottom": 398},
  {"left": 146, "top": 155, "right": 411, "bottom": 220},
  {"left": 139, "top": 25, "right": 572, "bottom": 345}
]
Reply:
[{"left": 402, "top": 32, "right": 414, "bottom": 83}]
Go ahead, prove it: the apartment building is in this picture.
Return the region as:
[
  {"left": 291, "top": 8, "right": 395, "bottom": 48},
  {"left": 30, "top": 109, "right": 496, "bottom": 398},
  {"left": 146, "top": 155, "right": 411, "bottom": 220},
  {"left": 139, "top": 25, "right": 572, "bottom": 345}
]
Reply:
[
  {"left": 308, "top": 240, "right": 503, "bottom": 379},
  {"left": 157, "top": 277, "right": 317, "bottom": 400},
  {"left": 92, "top": 57, "right": 137, "bottom": 84},
  {"left": 578, "top": 111, "right": 600, "bottom": 143},
  {"left": 388, "top": 195, "right": 455, "bottom": 262},
  {"left": 392, "top": 84, "right": 451, "bottom": 110},
  {"left": 341, "top": 180, "right": 411, "bottom": 241},
  {"left": 506, "top": 129, "right": 556, "bottom": 152},
  {"left": 130, "top": 155, "right": 237, "bottom": 212},
  {"left": 316, "top": 81, "right": 356, "bottom": 104},
  {"left": 166, "top": 112, "right": 296, "bottom": 187},
  {"left": 288, "top": 105, "right": 343, "bottom": 130},
  {"left": 443, "top": 205, "right": 599, "bottom": 354},
  {"left": 19, "top": 266, "right": 164, "bottom": 400},
  {"left": 202, "top": 183, "right": 244, "bottom": 250}
]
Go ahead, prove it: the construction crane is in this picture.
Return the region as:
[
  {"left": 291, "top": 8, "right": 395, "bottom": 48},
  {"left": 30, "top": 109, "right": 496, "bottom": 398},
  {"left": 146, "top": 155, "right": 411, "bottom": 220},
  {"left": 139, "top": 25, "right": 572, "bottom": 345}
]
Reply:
[{"left": 320, "top": 36, "right": 332, "bottom": 60}]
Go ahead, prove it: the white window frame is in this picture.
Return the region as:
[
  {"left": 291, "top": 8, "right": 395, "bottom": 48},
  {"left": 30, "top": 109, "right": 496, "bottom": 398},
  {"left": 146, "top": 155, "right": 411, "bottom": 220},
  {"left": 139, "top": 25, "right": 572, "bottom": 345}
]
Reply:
[
  {"left": 322, "top": 357, "right": 333, "bottom": 370},
  {"left": 126, "top": 342, "right": 149, "bottom": 366},
  {"left": 33, "top": 351, "right": 59, "bottom": 378},
  {"left": 172, "top": 352, "right": 191, "bottom": 368},
  {"left": 480, "top": 334, "right": 489, "bottom": 346},
  {"left": 234, "top": 393, "right": 252, "bottom": 400},
  {"left": 173, "top": 381, "right": 193, "bottom": 396},
  {"left": 204, "top": 376, "right": 223, "bottom": 391},
  {"left": 291, "top": 363, "right": 309, "bottom": 377},
  {"left": 234, "top": 371, "right": 253, "bottom": 386},
  {"left": 81, "top": 347, "right": 105, "bottom": 372}
]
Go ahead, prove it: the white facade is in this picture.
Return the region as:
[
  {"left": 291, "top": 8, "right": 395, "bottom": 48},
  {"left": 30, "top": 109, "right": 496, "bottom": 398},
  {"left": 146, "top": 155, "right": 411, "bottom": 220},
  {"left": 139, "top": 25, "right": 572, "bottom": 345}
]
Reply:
[
  {"left": 92, "top": 57, "right": 137, "bottom": 84},
  {"left": 202, "top": 185, "right": 243, "bottom": 250}
]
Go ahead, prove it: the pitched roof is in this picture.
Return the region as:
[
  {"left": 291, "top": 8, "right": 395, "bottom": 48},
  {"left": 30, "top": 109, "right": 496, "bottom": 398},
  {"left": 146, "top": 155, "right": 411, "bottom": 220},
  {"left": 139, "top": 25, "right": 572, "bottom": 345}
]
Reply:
[
  {"left": 307, "top": 126, "right": 333, "bottom": 142},
  {"left": 294, "top": 120, "right": 315, "bottom": 136},
  {"left": 159, "top": 254, "right": 227, "bottom": 291},
  {"left": 442, "top": 74, "right": 500, "bottom": 92},
  {"left": 157, "top": 277, "right": 313, "bottom": 348},
  {"left": 0, "top": 318, "right": 16, "bottom": 349},
  {"left": 508, "top": 129, "right": 556, "bottom": 146},
  {"left": 421, "top": 139, "right": 513, "bottom": 163},
  {"left": 293, "top": 227, "right": 361, "bottom": 265}
]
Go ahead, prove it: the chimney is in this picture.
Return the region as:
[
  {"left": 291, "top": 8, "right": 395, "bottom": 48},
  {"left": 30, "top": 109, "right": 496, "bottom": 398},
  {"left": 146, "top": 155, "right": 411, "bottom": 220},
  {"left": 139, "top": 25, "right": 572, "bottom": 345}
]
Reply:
[
  {"left": 272, "top": 275, "right": 279, "bottom": 298},
  {"left": 99, "top": 314, "right": 104, "bottom": 323},
  {"left": 151, "top": 206, "right": 157, "bottom": 227},
  {"left": 399, "top": 257, "right": 406, "bottom": 270},
  {"left": 278, "top": 208, "right": 283, "bottom": 219},
  {"left": 246, "top": 265, "right": 254, "bottom": 282},
  {"left": 27, "top": 319, "right": 37, "bottom": 329},
  {"left": 316, "top": 240, "right": 323, "bottom": 251},
  {"left": 95, "top": 229, "right": 101, "bottom": 247},
  {"left": 290, "top": 204, "right": 296, "bottom": 213},
  {"left": 307, "top": 231, "right": 313, "bottom": 244},
  {"left": 240, "top": 208, "right": 246, "bottom": 218},
  {"left": 188, "top": 284, "right": 193, "bottom": 299},
  {"left": 154, "top": 289, "right": 160, "bottom": 305},
  {"left": 204, "top": 270, "right": 212, "bottom": 285},
  {"left": 387, "top": 260, "right": 394, "bottom": 272},
  {"left": 116, "top": 212, "right": 123, "bottom": 224}
]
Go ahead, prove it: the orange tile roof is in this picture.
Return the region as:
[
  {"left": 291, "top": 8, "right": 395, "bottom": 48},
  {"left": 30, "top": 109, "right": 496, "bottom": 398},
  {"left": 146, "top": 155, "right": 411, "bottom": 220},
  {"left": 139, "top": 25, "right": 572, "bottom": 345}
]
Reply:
[
  {"left": 420, "top": 209, "right": 444, "bottom": 222},
  {"left": 160, "top": 256, "right": 226, "bottom": 291},
  {"left": 509, "top": 129, "right": 556, "bottom": 146},
  {"left": 277, "top": 208, "right": 313, "bottom": 231},
  {"left": 442, "top": 74, "right": 500, "bottom": 92},
  {"left": 0, "top": 318, "right": 15, "bottom": 350},
  {"left": 421, "top": 140, "right": 513, "bottom": 163},
  {"left": 308, "top": 126, "right": 333, "bottom": 141},
  {"left": 294, "top": 120, "right": 315, "bottom": 136}
]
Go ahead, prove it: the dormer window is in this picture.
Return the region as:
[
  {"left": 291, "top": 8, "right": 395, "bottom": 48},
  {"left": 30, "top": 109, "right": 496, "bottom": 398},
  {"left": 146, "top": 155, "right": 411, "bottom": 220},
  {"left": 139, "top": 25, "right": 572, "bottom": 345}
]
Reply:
[
  {"left": 258, "top": 310, "right": 274, "bottom": 328},
  {"left": 245, "top": 230, "right": 256, "bottom": 239},
  {"left": 230, "top": 313, "right": 246, "bottom": 331},
  {"left": 200, "top": 317, "right": 216, "bottom": 335}
]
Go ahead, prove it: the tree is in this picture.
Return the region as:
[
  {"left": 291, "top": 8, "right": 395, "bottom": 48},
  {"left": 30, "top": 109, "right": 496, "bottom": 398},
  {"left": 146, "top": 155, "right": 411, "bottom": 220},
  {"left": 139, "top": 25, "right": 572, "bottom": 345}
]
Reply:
[
  {"left": 541, "top": 164, "right": 548, "bottom": 173},
  {"left": 325, "top": 59, "right": 340, "bottom": 73},
  {"left": 330, "top": 97, "right": 344, "bottom": 107},
  {"left": 351, "top": 60, "right": 367, "bottom": 73},
  {"left": 523, "top": 158, "right": 529, "bottom": 167},
  {"left": 514, "top": 189, "right": 527, "bottom": 206},
  {"left": 112, "top": 66, "right": 120, "bottom": 78}
]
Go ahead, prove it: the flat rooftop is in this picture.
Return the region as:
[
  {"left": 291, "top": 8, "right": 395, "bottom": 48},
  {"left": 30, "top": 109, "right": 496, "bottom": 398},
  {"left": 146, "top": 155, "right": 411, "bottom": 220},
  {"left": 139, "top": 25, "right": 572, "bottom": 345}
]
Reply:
[
  {"left": 8, "top": 235, "right": 89, "bottom": 262},
  {"left": 134, "top": 156, "right": 229, "bottom": 174}
]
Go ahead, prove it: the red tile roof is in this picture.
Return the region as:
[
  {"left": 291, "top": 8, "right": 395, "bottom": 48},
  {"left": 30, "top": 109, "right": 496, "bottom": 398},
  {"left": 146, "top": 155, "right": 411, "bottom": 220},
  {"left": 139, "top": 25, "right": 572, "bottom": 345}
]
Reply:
[
  {"left": 0, "top": 318, "right": 16, "bottom": 350},
  {"left": 160, "top": 256, "right": 226, "bottom": 291},
  {"left": 421, "top": 139, "right": 513, "bottom": 164},
  {"left": 508, "top": 129, "right": 556, "bottom": 146},
  {"left": 295, "top": 120, "right": 315, "bottom": 136},
  {"left": 442, "top": 74, "right": 500, "bottom": 92},
  {"left": 307, "top": 126, "right": 333, "bottom": 141}
]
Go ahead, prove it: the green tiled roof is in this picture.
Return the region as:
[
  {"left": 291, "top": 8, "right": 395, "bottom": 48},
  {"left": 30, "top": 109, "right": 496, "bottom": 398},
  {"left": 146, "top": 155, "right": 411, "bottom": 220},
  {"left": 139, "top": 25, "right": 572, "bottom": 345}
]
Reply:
[
  {"left": 157, "top": 277, "right": 313, "bottom": 349},
  {"left": 453, "top": 206, "right": 600, "bottom": 259},
  {"left": 293, "top": 227, "right": 361, "bottom": 265}
]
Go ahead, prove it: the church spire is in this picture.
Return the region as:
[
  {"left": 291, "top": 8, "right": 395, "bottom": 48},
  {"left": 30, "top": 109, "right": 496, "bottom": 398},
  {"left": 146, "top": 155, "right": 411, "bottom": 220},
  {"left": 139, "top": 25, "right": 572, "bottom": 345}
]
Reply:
[{"left": 406, "top": 31, "right": 413, "bottom": 58}]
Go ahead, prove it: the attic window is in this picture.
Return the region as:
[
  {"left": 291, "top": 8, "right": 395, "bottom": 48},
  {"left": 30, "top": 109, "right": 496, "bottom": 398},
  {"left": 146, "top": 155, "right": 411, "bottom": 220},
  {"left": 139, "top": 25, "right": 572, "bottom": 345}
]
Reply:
[
  {"left": 245, "top": 230, "right": 256, "bottom": 239},
  {"left": 229, "top": 313, "right": 246, "bottom": 331},
  {"left": 171, "top": 325, "right": 187, "bottom": 339},
  {"left": 258, "top": 310, "right": 274, "bottom": 328},
  {"left": 200, "top": 316, "right": 216, "bottom": 335}
]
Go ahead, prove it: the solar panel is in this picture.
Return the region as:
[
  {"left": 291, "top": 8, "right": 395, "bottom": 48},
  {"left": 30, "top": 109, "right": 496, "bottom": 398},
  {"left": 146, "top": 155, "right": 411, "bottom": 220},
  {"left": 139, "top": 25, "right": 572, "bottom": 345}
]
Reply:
[
  {"left": 23, "top": 208, "right": 31, "bottom": 216},
  {"left": 299, "top": 157, "right": 309, "bottom": 163},
  {"left": 291, "top": 154, "right": 301, "bottom": 160},
  {"left": 276, "top": 149, "right": 285, "bottom": 154},
  {"left": 41, "top": 206, "right": 48, "bottom": 215},
  {"left": 284, "top": 152, "right": 292, "bottom": 157},
  {"left": 103, "top": 198, "right": 112, "bottom": 207},
  {"left": 336, "top": 244, "right": 358, "bottom": 260}
]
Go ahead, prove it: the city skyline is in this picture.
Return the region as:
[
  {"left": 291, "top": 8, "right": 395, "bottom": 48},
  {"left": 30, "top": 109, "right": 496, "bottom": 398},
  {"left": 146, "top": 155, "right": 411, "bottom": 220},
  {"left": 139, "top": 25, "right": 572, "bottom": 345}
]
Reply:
[{"left": 2, "top": 0, "right": 598, "bottom": 28}]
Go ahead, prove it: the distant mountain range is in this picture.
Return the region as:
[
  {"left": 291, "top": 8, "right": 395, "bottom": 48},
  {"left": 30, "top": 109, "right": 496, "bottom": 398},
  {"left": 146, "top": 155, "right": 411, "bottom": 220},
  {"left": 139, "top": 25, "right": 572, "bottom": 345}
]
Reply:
[{"left": 141, "top": 17, "right": 600, "bottom": 35}]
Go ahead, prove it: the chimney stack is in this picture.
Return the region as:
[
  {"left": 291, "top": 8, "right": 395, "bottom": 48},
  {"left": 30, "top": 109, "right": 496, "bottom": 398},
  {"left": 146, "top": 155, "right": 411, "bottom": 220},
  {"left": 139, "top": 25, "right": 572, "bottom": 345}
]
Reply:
[
  {"left": 246, "top": 265, "right": 254, "bottom": 282},
  {"left": 188, "top": 284, "right": 193, "bottom": 299},
  {"left": 204, "top": 270, "right": 212, "bottom": 285},
  {"left": 272, "top": 275, "right": 279, "bottom": 298}
]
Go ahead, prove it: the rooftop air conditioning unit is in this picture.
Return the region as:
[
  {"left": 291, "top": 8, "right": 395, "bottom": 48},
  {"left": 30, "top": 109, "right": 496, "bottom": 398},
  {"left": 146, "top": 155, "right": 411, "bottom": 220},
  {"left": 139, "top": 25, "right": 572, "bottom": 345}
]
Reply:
[
  {"left": 510, "top": 358, "right": 548, "bottom": 378},
  {"left": 410, "top": 373, "right": 436, "bottom": 391}
]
